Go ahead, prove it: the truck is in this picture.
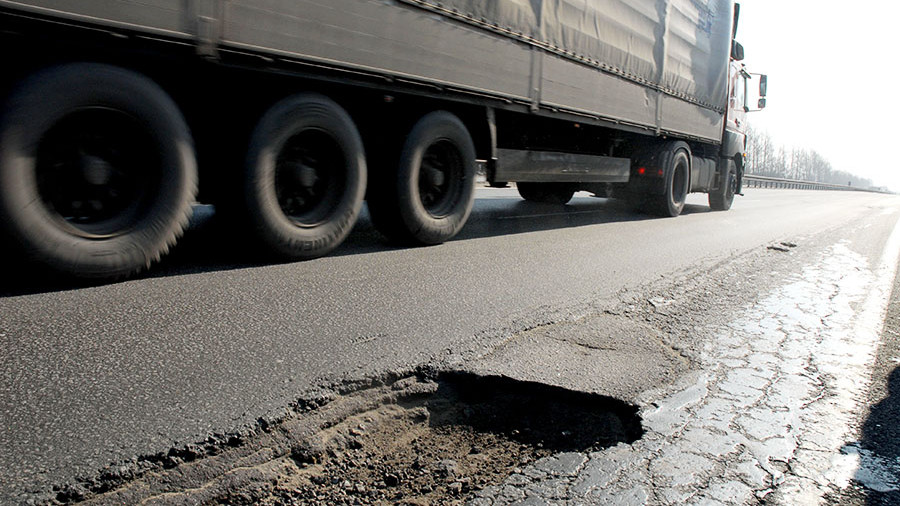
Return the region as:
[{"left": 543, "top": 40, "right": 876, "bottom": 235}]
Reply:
[{"left": 0, "top": 0, "right": 766, "bottom": 280}]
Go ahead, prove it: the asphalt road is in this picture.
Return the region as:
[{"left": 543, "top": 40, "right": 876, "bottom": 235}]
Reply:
[{"left": 2, "top": 188, "right": 899, "bottom": 502}]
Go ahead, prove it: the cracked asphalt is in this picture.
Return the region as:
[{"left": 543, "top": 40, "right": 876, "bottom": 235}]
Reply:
[{"left": 469, "top": 221, "right": 900, "bottom": 504}]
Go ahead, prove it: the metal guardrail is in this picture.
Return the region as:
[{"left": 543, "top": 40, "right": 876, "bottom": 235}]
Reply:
[{"left": 743, "top": 174, "right": 882, "bottom": 193}]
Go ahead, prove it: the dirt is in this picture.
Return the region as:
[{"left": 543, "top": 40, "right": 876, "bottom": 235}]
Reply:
[
  {"left": 249, "top": 404, "right": 540, "bottom": 505},
  {"left": 70, "top": 373, "right": 640, "bottom": 505}
]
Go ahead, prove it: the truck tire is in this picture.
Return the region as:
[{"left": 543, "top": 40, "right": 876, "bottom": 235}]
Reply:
[
  {"left": 243, "top": 94, "right": 366, "bottom": 260},
  {"left": 0, "top": 63, "right": 197, "bottom": 280},
  {"left": 517, "top": 182, "right": 576, "bottom": 204},
  {"left": 368, "top": 111, "right": 476, "bottom": 245},
  {"left": 647, "top": 141, "right": 690, "bottom": 217},
  {"left": 708, "top": 164, "right": 736, "bottom": 211}
]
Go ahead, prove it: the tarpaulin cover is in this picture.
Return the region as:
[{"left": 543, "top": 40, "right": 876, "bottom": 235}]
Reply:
[
  {"left": 406, "top": 0, "right": 733, "bottom": 111},
  {"left": 0, "top": 0, "right": 734, "bottom": 140}
]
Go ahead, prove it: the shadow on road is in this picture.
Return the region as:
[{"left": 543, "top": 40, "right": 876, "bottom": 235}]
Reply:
[
  {"left": 856, "top": 364, "right": 900, "bottom": 505},
  {"left": 0, "top": 191, "right": 712, "bottom": 297}
]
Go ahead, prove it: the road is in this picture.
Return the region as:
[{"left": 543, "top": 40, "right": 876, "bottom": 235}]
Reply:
[{"left": 1, "top": 188, "right": 899, "bottom": 503}]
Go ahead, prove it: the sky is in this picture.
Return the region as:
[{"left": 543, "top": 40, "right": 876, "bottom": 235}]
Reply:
[{"left": 737, "top": 1, "right": 900, "bottom": 191}]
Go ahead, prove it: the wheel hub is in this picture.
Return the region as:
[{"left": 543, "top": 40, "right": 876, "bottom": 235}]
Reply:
[
  {"left": 35, "top": 108, "right": 158, "bottom": 237},
  {"left": 81, "top": 154, "right": 114, "bottom": 186},
  {"left": 423, "top": 166, "right": 445, "bottom": 188},
  {"left": 286, "top": 161, "right": 319, "bottom": 189},
  {"left": 275, "top": 130, "right": 345, "bottom": 226},
  {"left": 418, "top": 140, "right": 464, "bottom": 217}
]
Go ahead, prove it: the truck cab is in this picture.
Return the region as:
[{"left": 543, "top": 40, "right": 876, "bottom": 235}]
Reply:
[{"left": 718, "top": 40, "right": 767, "bottom": 203}]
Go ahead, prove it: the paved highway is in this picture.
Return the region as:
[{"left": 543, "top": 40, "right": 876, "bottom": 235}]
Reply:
[{"left": 1, "top": 188, "right": 899, "bottom": 502}]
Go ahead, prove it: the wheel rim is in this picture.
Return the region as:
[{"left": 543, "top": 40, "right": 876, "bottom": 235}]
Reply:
[
  {"left": 35, "top": 107, "right": 160, "bottom": 238},
  {"left": 418, "top": 139, "right": 464, "bottom": 218},
  {"left": 274, "top": 129, "right": 346, "bottom": 227}
]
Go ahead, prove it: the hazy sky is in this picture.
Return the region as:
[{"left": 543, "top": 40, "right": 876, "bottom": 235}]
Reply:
[{"left": 738, "top": 1, "right": 900, "bottom": 191}]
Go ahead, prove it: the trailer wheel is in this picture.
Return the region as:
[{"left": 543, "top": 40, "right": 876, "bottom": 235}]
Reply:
[
  {"left": 517, "top": 182, "right": 576, "bottom": 204},
  {"left": 0, "top": 63, "right": 197, "bottom": 279},
  {"left": 244, "top": 94, "right": 366, "bottom": 260},
  {"left": 647, "top": 142, "right": 690, "bottom": 217},
  {"left": 368, "top": 111, "right": 476, "bottom": 245},
  {"left": 708, "top": 164, "right": 736, "bottom": 211}
]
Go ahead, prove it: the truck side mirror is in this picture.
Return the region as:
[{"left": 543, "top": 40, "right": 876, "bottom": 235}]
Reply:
[
  {"left": 731, "top": 41, "right": 745, "bottom": 61},
  {"left": 758, "top": 98, "right": 766, "bottom": 109},
  {"left": 759, "top": 75, "right": 767, "bottom": 97}
]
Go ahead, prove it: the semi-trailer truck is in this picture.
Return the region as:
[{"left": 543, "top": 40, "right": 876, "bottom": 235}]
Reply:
[{"left": 0, "top": 0, "right": 766, "bottom": 280}]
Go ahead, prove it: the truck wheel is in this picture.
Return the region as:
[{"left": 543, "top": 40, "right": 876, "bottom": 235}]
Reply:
[
  {"left": 0, "top": 63, "right": 197, "bottom": 279},
  {"left": 368, "top": 111, "right": 476, "bottom": 245},
  {"left": 517, "top": 182, "right": 576, "bottom": 204},
  {"left": 244, "top": 94, "right": 366, "bottom": 260},
  {"left": 647, "top": 142, "right": 690, "bottom": 217},
  {"left": 708, "top": 165, "right": 736, "bottom": 211}
]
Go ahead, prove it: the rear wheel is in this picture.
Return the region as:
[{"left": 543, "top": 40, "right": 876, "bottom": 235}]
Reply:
[
  {"left": 647, "top": 142, "right": 690, "bottom": 217},
  {"left": 517, "top": 182, "right": 576, "bottom": 204},
  {"left": 243, "top": 94, "right": 366, "bottom": 259},
  {"left": 0, "top": 63, "right": 197, "bottom": 279},
  {"left": 368, "top": 111, "right": 476, "bottom": 245}
]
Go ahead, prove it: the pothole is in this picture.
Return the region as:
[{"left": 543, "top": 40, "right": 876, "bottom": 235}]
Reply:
[{"left": 69, "top": 372, "right": 642, "bottom": 505}]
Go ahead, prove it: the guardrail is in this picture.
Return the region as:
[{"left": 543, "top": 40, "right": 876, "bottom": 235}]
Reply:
[{"left": 743, "top": 174, "right": 879, "bottom": 192}]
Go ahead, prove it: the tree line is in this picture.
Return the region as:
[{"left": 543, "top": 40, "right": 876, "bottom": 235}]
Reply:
[{"left": 745, "top": 124, "right": 873, "bottom": 188}]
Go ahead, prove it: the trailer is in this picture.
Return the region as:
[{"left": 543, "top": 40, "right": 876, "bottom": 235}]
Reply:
[{"left": 0, "top": 0, "right": 765, "bottom": 280}]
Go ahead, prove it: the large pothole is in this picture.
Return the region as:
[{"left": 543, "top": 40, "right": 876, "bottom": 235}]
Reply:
[{"left": 69, "top": 372, "right": 642, "bottom": 505}]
